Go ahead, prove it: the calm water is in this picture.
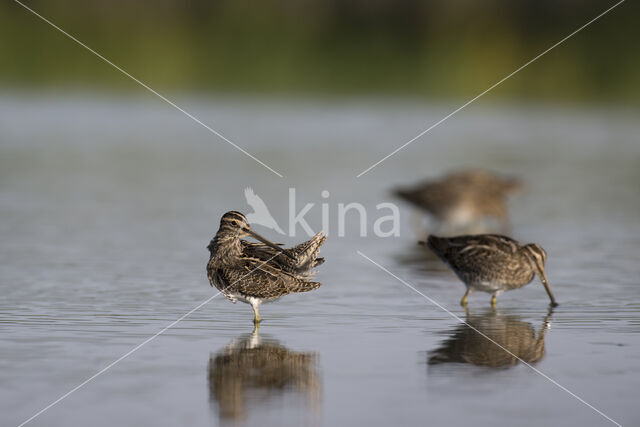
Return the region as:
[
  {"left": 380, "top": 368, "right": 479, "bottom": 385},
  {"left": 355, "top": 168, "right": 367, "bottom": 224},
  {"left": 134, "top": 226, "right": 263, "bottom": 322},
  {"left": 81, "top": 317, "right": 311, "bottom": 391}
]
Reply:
[{"left": 1, "top": 94, "right": 640, "bottom": 427}]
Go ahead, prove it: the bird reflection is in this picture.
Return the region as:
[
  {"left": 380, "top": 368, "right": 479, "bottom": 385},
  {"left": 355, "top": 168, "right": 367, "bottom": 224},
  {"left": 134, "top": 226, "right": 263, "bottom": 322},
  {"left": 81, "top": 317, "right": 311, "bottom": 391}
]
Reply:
[
  {"left": 208, "top": 326, "right": 321, "bottom": 424},
  {"left": 428, "top": 308, "right": 553, "bottom": 368}
]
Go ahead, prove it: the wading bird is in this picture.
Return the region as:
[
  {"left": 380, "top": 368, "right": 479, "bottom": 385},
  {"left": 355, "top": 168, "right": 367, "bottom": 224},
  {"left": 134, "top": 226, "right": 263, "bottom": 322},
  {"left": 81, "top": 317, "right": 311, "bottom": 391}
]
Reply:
[
  {"left": 207, "top": 211, "right": 326, "bottom": 323},
  {"left": 422, "top": 234, "right": 557, "bottom": 307}
]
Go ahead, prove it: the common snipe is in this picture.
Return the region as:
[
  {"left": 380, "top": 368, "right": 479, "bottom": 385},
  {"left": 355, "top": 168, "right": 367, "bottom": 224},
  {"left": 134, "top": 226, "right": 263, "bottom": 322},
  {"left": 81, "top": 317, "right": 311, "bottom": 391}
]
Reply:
[
  {"left": 207, "top": 211, "right": 326, "bottom": 323},
  {"left": 422, "top": 234, "right": 557, "bottom": 307},
  {"left": 394, "top": 169, "right": 522, "bottom": 234}
]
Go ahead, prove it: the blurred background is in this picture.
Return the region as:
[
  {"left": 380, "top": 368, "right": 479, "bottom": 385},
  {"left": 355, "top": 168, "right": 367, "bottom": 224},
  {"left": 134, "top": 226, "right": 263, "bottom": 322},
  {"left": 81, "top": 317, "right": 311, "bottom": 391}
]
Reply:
[
  {"left": 1, "top": 0, "right": 639, "bottom": 102},
  {"left": 2, "top": 2, "right": 640, "bottom": 427}
]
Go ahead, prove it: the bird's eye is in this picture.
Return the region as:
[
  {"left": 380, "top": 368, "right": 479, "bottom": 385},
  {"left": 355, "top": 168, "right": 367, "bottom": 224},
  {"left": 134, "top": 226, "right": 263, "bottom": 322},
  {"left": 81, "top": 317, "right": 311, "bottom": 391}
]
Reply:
[{"left": 231, "top": 220, "right": 238, "bottom": 226}]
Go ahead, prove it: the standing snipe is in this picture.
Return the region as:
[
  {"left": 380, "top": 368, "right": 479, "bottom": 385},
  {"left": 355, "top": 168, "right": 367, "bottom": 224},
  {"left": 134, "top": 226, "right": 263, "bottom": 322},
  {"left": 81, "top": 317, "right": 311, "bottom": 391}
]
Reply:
[
  {"left": 207, "top": 211, "right": 326, "bottom": 323},
  {"left": 394, "top": 169, "right": 522, "bottom": 234},
  {"left": 422, "top": 234, "right": 557, "bottom": 307}
]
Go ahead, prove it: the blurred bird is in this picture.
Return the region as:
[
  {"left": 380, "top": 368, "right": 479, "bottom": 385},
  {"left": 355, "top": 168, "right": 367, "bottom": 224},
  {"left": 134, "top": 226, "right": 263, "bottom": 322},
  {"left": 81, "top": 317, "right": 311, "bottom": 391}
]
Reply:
[
  {"left": 244, "top": 187, "right": 285, "bottom": 234},
  {"left": 394, "top": 169, "right": 522, "bottom": 235},
  {"left": 422, "top": 234, "right": 557, "bottom": 307},
  {"left": 207, "top": 211, "right": 326, "bottom": 323}
]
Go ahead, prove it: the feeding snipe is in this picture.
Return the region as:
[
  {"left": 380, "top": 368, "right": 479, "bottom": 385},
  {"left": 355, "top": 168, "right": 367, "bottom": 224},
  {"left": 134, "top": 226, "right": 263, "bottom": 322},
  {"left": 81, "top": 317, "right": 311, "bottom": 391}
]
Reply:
[
  {"left": 394, "top": 169, "right": 522, "bottom": 234},
  {"left": 207, "top": 211, "right": 326, "bottom": 323},
  {"left": 422, "top": 234, "right": 557, "bottom": 307}
]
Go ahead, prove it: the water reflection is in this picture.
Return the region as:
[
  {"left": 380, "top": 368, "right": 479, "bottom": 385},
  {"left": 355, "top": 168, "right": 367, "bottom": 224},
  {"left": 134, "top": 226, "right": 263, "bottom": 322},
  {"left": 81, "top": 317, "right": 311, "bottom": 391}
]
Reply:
[
  {"left": 208, "top": 327, "right": 321, "bottom": 424},
  {"left": 428, "top": 308, "right": 553, "bottom": 368}
]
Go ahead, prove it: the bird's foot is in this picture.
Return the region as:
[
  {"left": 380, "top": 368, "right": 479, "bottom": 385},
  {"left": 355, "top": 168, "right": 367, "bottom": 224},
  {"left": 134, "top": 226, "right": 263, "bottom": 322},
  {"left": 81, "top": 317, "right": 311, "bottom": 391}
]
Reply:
[{"left": 460, "top": 289, "right": 470, "bottom": 307}]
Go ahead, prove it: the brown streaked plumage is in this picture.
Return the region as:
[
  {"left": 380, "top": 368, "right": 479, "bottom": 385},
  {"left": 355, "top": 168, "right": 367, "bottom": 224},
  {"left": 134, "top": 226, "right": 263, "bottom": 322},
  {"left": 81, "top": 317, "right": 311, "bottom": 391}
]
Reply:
[
  {"left": 428, "top": 308, "right": 552, "bottom": 368},
  {"left": 207, "top": 211, "right": 326, "bottom": 323},
  {"left": 394, "top": 169, "right": 522, "bottom": 234},
  {"left": 422, "top": 234, "right": 557, "bottom": 307},
  {"left": 208, "top": 327, "right": 320, "bottom": 422}
]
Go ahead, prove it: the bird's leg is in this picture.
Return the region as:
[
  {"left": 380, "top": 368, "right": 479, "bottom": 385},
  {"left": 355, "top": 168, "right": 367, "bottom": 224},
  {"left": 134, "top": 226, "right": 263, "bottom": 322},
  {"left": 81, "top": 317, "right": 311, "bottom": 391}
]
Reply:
[
  {"left": 252, "top": 304, "right": 261, "bottom": 324},
  {"left": 460, "top": 289, "right": 471, "bottom": 307},
  {"left": 252, "top": 322, "right": 260, "bottom": 334},
  {"left": 490, "top": 294, "right": 497, "bottom": 308}
]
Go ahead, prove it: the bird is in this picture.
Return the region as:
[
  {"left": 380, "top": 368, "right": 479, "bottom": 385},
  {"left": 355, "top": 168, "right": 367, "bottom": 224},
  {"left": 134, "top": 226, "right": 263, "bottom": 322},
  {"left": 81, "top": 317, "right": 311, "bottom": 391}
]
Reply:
[
  {"left": 422, "top": 234, "right": 557, "bottom": 307},
  {"left": 244, "top": 187, "right": 286, "bottom": 234},
  {"left": 208, "top": 328, "right": 320, "bottom": 422},
  {"left": 428, "top": 307, "right": 552, "bottom": 368},
  {"left": 207, "top": 211, "right": 326, "bottom": 323},
  {"left": 394, "top": 169, "right": 522, "bottom": 235}
]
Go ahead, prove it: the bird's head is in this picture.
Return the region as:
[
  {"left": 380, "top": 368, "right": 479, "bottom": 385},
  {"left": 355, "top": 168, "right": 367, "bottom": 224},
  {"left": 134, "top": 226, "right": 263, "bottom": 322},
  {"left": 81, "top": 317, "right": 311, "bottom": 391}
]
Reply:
[
  {"left": 219, "top": 211, "right": 252, "bottom": 237},
  {"left": 523, "top": 243, "right": 546, "bottom": 267},
  {"left": 523, "top": 243, "right": 557, "bottom": 307},
  {"left": 217, "top": 211, "right": 292, "bottom": 258}
]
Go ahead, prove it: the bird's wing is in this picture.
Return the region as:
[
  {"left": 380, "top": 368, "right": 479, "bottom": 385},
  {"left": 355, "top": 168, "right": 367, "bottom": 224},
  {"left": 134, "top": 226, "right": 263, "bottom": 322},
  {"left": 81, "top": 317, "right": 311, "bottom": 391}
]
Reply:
[
  {"left": 445, "top": 234, "right": 518, "bottom": 252},
  {"left": 223, "top": 256, "right": 296, "bottom": 299},
  {"left": 241, "top": 240, "right": 284, "bottom": 260},
  {"left": 478, "top": 234, "right": 520, "bottom": 254},
  {"left": 429, "top": 234, "right": 517, "bottom": 265}
]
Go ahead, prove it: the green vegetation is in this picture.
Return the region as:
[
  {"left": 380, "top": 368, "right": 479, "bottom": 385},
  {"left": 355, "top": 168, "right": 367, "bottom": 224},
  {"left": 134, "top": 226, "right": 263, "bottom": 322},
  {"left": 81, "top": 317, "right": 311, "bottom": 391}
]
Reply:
[{"left": 1, "top": 0, "right": 638, "bottom": 102}]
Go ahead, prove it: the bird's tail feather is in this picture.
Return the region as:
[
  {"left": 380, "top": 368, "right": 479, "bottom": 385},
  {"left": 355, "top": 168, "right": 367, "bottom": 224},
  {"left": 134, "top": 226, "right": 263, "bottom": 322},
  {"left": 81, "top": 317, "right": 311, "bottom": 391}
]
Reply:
[
  {"left": 288, "top": 280, "right": 322, "bottom": 293},
  {"left": 423, "top": 234, "right": 447, "bottom": 255}
]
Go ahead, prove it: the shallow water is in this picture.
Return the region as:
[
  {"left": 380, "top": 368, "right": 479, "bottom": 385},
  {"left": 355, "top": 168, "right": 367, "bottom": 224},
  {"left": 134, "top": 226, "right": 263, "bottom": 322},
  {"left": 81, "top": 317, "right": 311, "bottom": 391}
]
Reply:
[{"left": 1, "top": 94, "right": 640, "bottom": 426}]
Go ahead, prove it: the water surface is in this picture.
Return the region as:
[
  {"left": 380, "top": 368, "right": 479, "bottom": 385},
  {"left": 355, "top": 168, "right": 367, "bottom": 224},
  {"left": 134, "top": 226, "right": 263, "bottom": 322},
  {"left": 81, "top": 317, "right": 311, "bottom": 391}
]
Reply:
[{"left": 1, "top": 94, "right": 639, "bottom": 426}]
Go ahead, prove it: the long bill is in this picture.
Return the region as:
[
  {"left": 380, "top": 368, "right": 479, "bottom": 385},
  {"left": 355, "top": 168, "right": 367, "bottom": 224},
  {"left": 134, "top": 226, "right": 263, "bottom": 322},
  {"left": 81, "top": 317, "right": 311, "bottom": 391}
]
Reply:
[
  {"left": 535, "top": 261, "right": 558, "bottom": 307},
  {"left": 244, "top": 227, "right": 295, "bottom": 259}
]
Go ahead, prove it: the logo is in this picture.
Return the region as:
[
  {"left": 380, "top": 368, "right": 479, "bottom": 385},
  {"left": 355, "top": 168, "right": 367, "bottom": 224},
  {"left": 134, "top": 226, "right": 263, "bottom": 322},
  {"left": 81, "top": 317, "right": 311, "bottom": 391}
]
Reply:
[
  {"left": 244, "top": 187, "right": 286, "bottom": 234},
  {"left": 244, "top": 188, "right": 400, "bottom": 238}
]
